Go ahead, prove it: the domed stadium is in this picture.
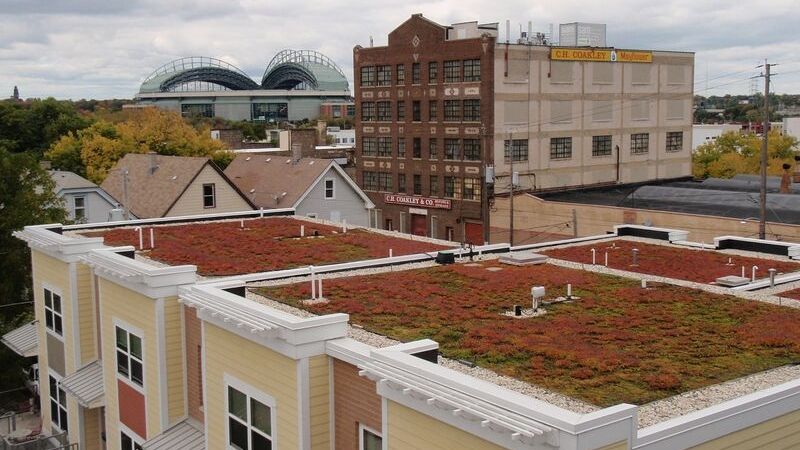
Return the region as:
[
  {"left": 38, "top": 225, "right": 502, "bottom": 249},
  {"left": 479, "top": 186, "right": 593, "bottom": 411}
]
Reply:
[{"left": 134, "top": 50, "right": 353, "bottom": 123}]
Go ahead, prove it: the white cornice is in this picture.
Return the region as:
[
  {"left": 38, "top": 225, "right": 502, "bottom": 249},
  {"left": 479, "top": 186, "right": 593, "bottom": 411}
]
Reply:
[
  {"left": 180, "top": 284, "right": 348, "bottom": 359},
  {"left": 84, "top": 249, "right": 196, "bottom": 298},
  {"left": 14, "top": 224, "right": 105, "bottom": 262}
]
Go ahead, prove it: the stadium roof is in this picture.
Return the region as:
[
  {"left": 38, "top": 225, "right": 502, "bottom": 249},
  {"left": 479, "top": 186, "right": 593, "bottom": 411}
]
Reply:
[{"left": 139, "top": 50, "right": 349, "bottom": 94}]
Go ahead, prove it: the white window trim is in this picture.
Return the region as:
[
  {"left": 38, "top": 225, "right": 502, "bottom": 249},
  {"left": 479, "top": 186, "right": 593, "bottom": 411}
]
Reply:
[
  {"left": 358, "top": 423, "right": 382, "bottom": 450},
  {"left": 324, "top": 178, "right": 336, "bottom": 200},
  {"left": 119, "top": 423, "right": 145, "bottom": 450},
  {"left": 42, "top": 283, "right": 64, "bottom": 341},
  {"left": 73, "top": 195, "right": 87, "bottom": 220},
  {"left": 113, "top": 318, "right": 146, "bottom": 394},
  {"left": 224, "top": 373, "right": 277, "bottom": 450},
  {"left": 49, "top": 372, "right": 68, "bottom": 433},
  {"left": 203, "top": 183, "right": 216, "bottom": 209}
]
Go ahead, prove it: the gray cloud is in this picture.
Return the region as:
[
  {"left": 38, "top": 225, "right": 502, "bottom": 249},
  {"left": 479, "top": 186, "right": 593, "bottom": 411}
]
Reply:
[{"left": 1, "top": 0, "right": 799, "bottom": 99}]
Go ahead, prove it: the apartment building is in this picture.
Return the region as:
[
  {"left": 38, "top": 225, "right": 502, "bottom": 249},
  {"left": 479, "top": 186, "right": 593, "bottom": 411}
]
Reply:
[
  {"left": 3, "top": 210, "right": 800, "bottom": 450},
  {"left": 353, "top": 14, "right": 693, "bottom": 244}
]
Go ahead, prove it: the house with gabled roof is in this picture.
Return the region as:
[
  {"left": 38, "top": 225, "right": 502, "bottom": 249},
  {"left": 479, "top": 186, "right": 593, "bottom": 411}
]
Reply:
[
  {"left": 101, "top": 153, "right": 254, "bottom": 219},
  {"left": 49, "top": 170, "right": 129, "bottom": 223},
  {"left": 225, "top": 155, "right": 374, "bottom": 226}
]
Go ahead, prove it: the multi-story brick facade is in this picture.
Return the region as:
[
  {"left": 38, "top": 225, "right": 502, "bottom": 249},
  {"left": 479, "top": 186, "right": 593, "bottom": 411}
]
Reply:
[{"left": 354, "top": 14, "right": 496, "bottom": 244}]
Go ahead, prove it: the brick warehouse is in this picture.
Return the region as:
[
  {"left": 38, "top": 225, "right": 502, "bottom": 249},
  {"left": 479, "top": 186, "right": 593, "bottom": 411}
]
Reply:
[{"left": 354, "top": 14, "right": 694, "bottom": 245}]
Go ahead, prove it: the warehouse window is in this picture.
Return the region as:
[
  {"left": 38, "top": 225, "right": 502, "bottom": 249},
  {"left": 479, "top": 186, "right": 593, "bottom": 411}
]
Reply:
[
  {"left": 398, "top": 174, "right": 406, "bottom": 193},
  {"left": 397, "top": 137, "right": 406, "bottom": 158},
  {"left": 666, "top": 131, "right": 683, "bottom": 152},
  {"left": 360, "top": 66, "right": 376, "bottom": 87},
  {"left": 444, "top": 139, "right": 461, "bottom": 160},
  {"left": 412, "top": 63, "right": 421, "bottom": 84},
  {"left": 462, "top": 178, "right": 481, "bottom": 200},
  {"left": 550, "top": 137, "right": 573, "bottom": 160},
  {"left": 428, "top": 62, "right": 438, "bottom": 84},
  {"left": 362, "top": 137, "right": 377, "bottom": 157},
  {"left": 444, "top": 60, "right": 461, "bottom": 83},
  {"left": 463, "top": 139, "right": 481, "bottom": 161},
  {"left": 376, "top": 65, "right": 391, "bottom": 86},
  {"left": 631, "top": 133, "right": 649, "bottom": 154},
  {"left": 428, "top": 138, "right": 438, "bottom": 160},
  {"left": 429, "top": 175, "right": 439, "bottom": 196},
  {"left": 396, "top": 64, "right": 405, "bottom": 85},
  {"left": 377, "top": 137, "right": 392, "bottom": 157},
  {"left": 503, "top": 139, "right": 528, "bottom": 162},
  {"left": 397, "top": 101, "right": 405, "bottom": 121},
  {"left": 463, "top": 99, "right": 480, "bottom": 121},
  {"left": 444, "top": 176, "right": 461, "bottom": 199},
  {"left": 592, "top": 135, "right": 612, "bottom": 157},
  {"left": 361, "top": 102, "right": 376, "bottom": 122},
  {"left": 413, "top": 174, "right": 422, "bottom": 195},
  {"left": 444, "top": 100, "right": 461, "bottom": 121},
  {"left": 376, "top": 101, "right": 391, "bottom": 121},
  {"left": 428, "top": 100, "right": 438, "bottom": 121},
  {"left": 463, "top": 59, "right": 481, "bottom": 82}
]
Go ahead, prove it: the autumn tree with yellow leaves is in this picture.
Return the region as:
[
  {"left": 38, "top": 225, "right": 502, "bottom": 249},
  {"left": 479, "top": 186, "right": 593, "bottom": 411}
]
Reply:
[
  {"left": 692, "top": 130, "right": 799, "bottom": 179},
  {"left": 46, "top": 108, "right": 232, "bottom": 183}
]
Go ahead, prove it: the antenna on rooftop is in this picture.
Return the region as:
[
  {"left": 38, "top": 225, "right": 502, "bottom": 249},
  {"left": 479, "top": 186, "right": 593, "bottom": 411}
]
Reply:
[{"left": 369, "top": 35, "right": 374, "bottom": 47}]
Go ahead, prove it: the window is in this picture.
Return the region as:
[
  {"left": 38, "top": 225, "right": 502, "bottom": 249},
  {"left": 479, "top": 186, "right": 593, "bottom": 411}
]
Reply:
[
  {"left": 49, "top": 375, "right": 67, "bottom": 432},
  {"left": 428, "top": 100, "right": 438, "bottom": 121},
  {"left": 444, "top": 139, "right": 460, "bottom": 160},
  {"left": 397, "top": 101, "right": 405, "bottom": 121},
  {"left": 444, "top": 100, "right": 461, "bottom": 121},
  {"left": 346, "top": 104, "right": 355, "bottom": 117},
  {"left": 116, "top": 326, "right": 144, "bottom": 387},
  {"left": 376, "top": 101, "right": 391, "bottom": 121},
  {"left": 463, "top": 139, "right": 481, "bottom": 161},
  {"left": 463, "top": 99, "right": 480, "bottom": 121},
  {"left": 324, "top": 179, "right": 334, "bottom": 199},
  {"left": 463, "top": 59, "right": 481, "bottom": 82},
  {"left": 413, "top": 138, "right": 421, "bottom": 158},
  {"left": 412, "top": 101, "right": 421, "bottom": 122},
  {"left": 592, "top": 135, "right": 612, "bottom": 157},
  {"left": 398, "top": 174, "right": 406, "bottom": 193},
  {"left": 666, "top": 131, "right": 683, "bottom": 152},
  {"left": 121, "top": 431, "right": 143, "bottom": 450},
  {"left": 412, "top": 63, "right": 420, "bottom": 84},
  {"left": 463, "top": 178, "right": 481, "bottom": 200},
  {"left": 203, "top": 183, "right": 216, "bottom": 208},
  {"left": 363, "top": 171, "right": 379, "bottom": 191},
  {"left": 181, "top": 104, "right": 213, "bottom": 118},
  {"left": 503, "top": 139, "right": 528, "bottom": 162},
  {"left": 377, "top": 137, "right": 392, "bottom": 157},
  {"left": 428, "top": 62, "right": 438, "bottom": 83},
  {"left": 429, "top": 175, "right": 439, "bottom": 196},
  {"left": 396, "top": 64, "right": 405, "bottom": 85},
  {"left": 361, "top": 102, "right": 376, "bottom": 122},
  {"left": 397, "top": 137, "right": 406, "bottom": 158},
  {"left": 378, "top": 173, "right": 393, "bottom": 191},
  {"left": 44, "top": 288, "right": 63, "bottom": 336},
  {"left": 631, "top": 133, "right": 649, "bottom": 154},
  {"left": 550, "top": 137, "right": 573, "bottom": 160},
  {"left": 227, "top": 385, "right": 274, "bottom": 450},
  {"left": 444, "top": 176, "right": 461, "bottom": 199},
  {"left": 428, "top": 138, "right": 438, "bottom": 159},
  {"left": 360, "top": 66, "right": 376, "bottom": 87},
  {"left": 444, "top": 60, "right": 461, "bottom": 83},
  {"left": 385, "top": 218, "right": 393, "bottom": 231},
  {"left": 413, "top": 174, "right": 422, "bottom": 195},
  {"left": 445, "top": 226, "right": 455, "bottom": 241},
  {"left": 362, "top": 137, "right": 377, "bottom": 157},
  {"left": 359, "top": 424, "right": 382, "bottom": 450},
  {"left": 376, "top": 65, "right": 391, "bottom": 86},
  {"left": 73, "top": 196, "right": 86, "bottom": 221},
  {"left": 251, "top": 103, "right": 288, "bottom": 122}
]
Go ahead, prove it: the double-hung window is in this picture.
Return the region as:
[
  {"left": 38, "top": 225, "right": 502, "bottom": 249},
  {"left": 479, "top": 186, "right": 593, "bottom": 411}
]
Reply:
[
  {"left": 228, "top": 385, "right": 274, "bottom": 450},
  {"left": 73, "top": 196, "right": 86, "bottom": 222},
  {"left": 324, "top": 179, "right": 334, "bottom": 199},
  {"left": 49, "top": 375, "right": 68, "bottom": 432},
  {"left": 203, "top": 183, "right": 216, "bottom": 208},
  {"left": 116, "top": 326, "right": 143, "bottom": 387},
  {"left": 44, "top": 288, "right": 63, "bottom": 336}
]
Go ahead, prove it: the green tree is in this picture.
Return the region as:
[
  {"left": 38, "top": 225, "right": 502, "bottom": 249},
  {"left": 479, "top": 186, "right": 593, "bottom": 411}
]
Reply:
[{"left": 0, "top": 98, "right": 90, "bottom": 156}]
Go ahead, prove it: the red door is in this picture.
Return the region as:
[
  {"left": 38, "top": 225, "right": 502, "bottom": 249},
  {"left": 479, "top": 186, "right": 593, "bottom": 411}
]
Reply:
[
  {"left": 465, "top": 222, "right": 483, "bottom": 245},
  {"left": 411, "top": 214, "right": 427, "bottom": 236}
]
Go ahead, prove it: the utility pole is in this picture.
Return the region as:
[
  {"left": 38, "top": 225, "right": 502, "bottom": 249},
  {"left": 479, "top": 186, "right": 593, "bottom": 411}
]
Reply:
[
  {"left": 758, "top": 60, "right": 776, "bottom": 239},
  {"left": 508, "top": 134, "right": 515, "bottom": 247}
]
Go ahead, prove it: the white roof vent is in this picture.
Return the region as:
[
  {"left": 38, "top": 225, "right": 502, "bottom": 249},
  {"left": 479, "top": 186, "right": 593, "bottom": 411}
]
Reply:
[
  {"left": 309, "top": 160, "right": 315, "bottom": 165},
  {"left": 286, "top": 159, "right": 292, "bottom": 164},
  {"left": 171, "top": 175, "right": 178, "bottom": 180},
  {"left": 265, "top": 158, "right": 271, "bottom": 162},
  {"left": 245, "top": 156, "right": 251, "bottom": 161}
]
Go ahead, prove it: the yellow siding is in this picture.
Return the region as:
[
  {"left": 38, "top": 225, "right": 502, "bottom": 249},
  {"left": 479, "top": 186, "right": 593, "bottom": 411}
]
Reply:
[
  {"left": 308, "top": 355, "right": 330, "bottom": 450},
  {"left": 83, "top": 407, "right": 102, "bottom": 450},
  {"left": 165, "top": 298, "right": 185, "bottom": 422},
  {"left": 204, "top": 323, "right": 299, "bottom": 450},
  {"left": 31, "top": 251, "right": 71, "bottom": 436},
  {"left": 387, "top": 401, "right": 505, "bottom": 450},
  {"left": 690, "top": 409, "right": 800, "bottom": 450},
  {"left": 99, "top": 279, "right": 159, "bottom": 447},
  {"left": 166, "top": 164, "right": 251, "bottom": 217},
  {"left": 76, "top": 262, "right": 96, "bottom": 364},
  {"left": 596, "top": 441, "right": 629, "bottom": 450}
]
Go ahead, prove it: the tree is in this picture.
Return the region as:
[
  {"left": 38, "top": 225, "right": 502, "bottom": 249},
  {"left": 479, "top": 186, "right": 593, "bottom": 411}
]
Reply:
[
  {"left": 0, "top": 98, "right": 90, "bottom": 156},
  {"left": 693, "top": 130, "right": 799, "bottom": 179},
  {"left": 0, "top": 147, "right": 66, "bottom": 317},
  {"left": 46, "top": 108, "right": 232, "bottom": 184}
]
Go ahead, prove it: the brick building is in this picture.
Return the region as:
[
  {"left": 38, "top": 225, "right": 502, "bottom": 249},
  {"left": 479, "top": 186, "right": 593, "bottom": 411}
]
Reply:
[
  {"left": 354, "top": 14, "right": 694, "bottom": 245},
  {"left": 354, "top": 14, "right": 496, "bottom": 243}
]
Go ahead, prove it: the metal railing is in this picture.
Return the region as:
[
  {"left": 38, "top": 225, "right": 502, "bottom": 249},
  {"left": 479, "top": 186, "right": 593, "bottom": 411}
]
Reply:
[{"left": 0, "top": 431, "right": 72, "bottom": 450}]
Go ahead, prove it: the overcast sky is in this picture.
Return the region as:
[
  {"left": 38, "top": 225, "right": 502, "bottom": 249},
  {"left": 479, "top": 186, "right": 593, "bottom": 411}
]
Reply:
[{"left": 2, "top": 0, "right": 799, "bottom": 100}]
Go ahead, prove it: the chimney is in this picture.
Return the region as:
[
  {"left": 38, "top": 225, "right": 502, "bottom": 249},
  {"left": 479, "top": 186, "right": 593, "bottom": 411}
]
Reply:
[{"left": 148, "top": 151, "right": 159, "bottom": 175}]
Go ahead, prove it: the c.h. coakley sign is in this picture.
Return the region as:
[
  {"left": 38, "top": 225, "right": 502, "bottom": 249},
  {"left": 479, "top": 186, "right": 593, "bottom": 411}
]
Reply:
[{"left": 384, "top": 194, "right": 452, "bottom": 210}]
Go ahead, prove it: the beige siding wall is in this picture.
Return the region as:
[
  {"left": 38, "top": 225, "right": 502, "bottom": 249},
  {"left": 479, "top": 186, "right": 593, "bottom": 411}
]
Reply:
[
  {"left": 166, "top": 164, "right": 251, "bottom": 217},
  {"left": 99, "top": 278, "right": 159, "bottom": 447},
  {"left": 690, "top": 409, "right": 800, "bottom": 449},
  {"left": 387, "top": 400, "right": 505, "bottom": 450},
  {"left": 204, "top": 323, "right": 299, "bottom": 450},
  {"left": 83, "top": 406, "right": 102, "bottom": 450},
  {"left": 491, "top": 194, "right": 800, "bottom": 244},
  {"left": 597, "top": 441, "right": 628, "bottom": 450},
  {"left": 164, "top": 297, "right": 185, "bottom": 423},
  {"left": 76, "top": 262, "right": 96, "bottom": 364},
  {"left": 308, "top": 355, "right": 330, "bottom": 450}
]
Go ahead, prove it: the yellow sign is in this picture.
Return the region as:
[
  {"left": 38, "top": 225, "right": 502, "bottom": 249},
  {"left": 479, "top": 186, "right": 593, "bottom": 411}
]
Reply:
[{"left": 550, "top": 48, "right": 652, "bottom": 63}]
